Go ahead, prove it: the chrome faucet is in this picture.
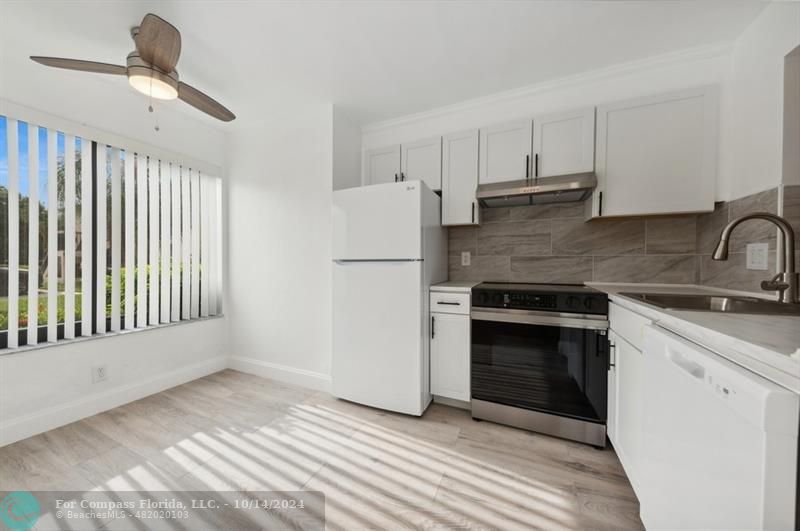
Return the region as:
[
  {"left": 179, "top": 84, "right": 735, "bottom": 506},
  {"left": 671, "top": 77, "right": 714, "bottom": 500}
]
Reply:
[{"left": 712, "top": 212, "right": 798, "bottom": 304}]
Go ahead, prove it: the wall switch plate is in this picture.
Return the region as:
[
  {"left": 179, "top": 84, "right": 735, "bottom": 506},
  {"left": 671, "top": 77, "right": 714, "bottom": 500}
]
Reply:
[
  {"left": 746, "top": 243, "right": 769, "bottom": 270},
  {"left": 92, "top": 365, "right": 108, "bottom": 383},
  {"left": 461, "top": 251, "right": 471, "bottom": 266}
]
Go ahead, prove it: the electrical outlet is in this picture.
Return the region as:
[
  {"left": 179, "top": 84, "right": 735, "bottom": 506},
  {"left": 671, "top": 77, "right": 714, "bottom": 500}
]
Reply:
[
  {"left": 92, "top": 365, "right": 108, "bottom": 383},
  {"left": 461, "top": 251, "right": 471, "bottom": 266},
  {"left": 746, "top": 243, "right": 769, "bottom": 270}
]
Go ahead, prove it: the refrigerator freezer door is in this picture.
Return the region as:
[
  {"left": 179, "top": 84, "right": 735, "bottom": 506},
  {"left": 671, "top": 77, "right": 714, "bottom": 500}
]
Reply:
[
  {"left": 332, "top": 181, "right": 422, "bottom": 260},
  {"left": 332, "top": 260, "right": 426, "bottom": 415}
]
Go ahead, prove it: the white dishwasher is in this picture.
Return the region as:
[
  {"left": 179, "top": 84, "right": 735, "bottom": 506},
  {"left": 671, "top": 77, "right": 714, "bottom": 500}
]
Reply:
[{"left": 641, "top": 325, "right": 798, "bottom": 531}]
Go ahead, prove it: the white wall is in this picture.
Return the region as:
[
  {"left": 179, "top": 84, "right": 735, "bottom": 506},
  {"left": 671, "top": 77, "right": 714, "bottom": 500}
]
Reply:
[
  {"left": 0, "top": 320, "right": 227, "bottom": 446},
  {"left": 333, "top": 106, "right": 362, "bottom": 191},
  {"left": 721, "top": 1, "right": 800, "bottom": 199},
  {"left": 783, "top": 47, "right": 800, "bottom": 187},
  {"left": 0, "top": 55, "right": 229, "bottom": 446},
  {"left": 226, "top": 104, "right": 334, "bottom": 390}
]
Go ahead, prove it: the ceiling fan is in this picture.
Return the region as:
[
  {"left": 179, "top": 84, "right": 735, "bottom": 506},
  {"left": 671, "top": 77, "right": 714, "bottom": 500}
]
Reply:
[{"left": 30, "top": 13, "right": 235, "bottom": 122}]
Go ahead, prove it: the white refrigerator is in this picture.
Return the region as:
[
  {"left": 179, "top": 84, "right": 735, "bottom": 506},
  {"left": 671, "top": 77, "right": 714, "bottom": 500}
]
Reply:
[{"left": 332, "top": 180, "right": 447, "bottom": 416}]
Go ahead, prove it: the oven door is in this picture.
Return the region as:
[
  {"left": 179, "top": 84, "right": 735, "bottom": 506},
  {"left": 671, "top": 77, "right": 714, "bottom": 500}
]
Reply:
[{"left": 471, "top": 307, "right": 609, "bottom": 424}]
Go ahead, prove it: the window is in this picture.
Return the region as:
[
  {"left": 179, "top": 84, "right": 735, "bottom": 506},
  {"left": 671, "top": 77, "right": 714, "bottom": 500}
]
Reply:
[{"left": 0, "top": 114, "right": 222, "bottom": 349}]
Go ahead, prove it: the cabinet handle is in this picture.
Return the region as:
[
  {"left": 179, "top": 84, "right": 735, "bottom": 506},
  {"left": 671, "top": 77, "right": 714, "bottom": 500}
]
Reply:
[
  {"left": 471, "top": 202, "right": 475, "bottom": 223},
  {"left": 437, "top": 301, "right": 460, "bottom": 306},
  {"left": 394, "top": 173, "right": 398, "bottom": 183},
  {"left": 431, "top": 315, "right": 435, "bottom": 339},
  {"left": 608, "top": 343, "right": 616, "bottom": 369},
  {"left": 598, "top": 191, "right": 603, "bottom": 217},
  {"left": 534, "top": 153, "right": 539, "bottom": 178},
  {"left": 525, "top": 154, "right": 530, "bottom": 179},
  {"left": 401, "top": 172, "right": 405, "bottom": 181}
]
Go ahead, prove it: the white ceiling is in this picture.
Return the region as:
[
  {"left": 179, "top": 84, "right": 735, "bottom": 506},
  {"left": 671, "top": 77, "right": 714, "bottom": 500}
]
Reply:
[{"left": 1, "top": 0, "right": 767, "bottom": 129}]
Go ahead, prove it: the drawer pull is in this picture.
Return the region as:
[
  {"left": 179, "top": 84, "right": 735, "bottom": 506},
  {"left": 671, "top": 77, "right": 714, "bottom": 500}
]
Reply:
[{"left": 437, "top": 301, "right": 461, "bottom": 306}]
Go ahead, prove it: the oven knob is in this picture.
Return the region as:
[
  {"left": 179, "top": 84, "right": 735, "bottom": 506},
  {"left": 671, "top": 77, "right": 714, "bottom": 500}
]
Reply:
[{"left": 566, "top": 296, "right": 580, "bottom": 309}]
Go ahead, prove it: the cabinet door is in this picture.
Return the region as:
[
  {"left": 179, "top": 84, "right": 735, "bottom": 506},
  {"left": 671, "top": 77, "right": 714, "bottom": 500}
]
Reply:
[
  {"left": 607, "top": 331, "right": 619, "bottom": 445},
  {"left": 479, "top": 120, "right": 533, "bottom": 184},
  {"left": 591, "top": 87, "right": 717, "bottom": 218},
  {"left": 363, "top": 145, "right": 401, "bottom": 186},
  {"left": 615, "top": 333, "right": 644, "bottom": 493},
  {"left": 401, "top": 137, "right": 442, "bottom": 190},
  {"left": 430, "top": 312, "right": 470, "bottom": 402},
  {"left": 442, "top": 129, "right": 480, "bottom": 226},
  {"left": 532, "top": 107, "right": 595, "bottom": 178}
]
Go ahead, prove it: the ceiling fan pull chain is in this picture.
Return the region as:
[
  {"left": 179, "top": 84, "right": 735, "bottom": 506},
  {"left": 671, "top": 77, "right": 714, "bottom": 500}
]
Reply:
[{"left": 147, "top": 75, "right": 160, "bottom": 132}]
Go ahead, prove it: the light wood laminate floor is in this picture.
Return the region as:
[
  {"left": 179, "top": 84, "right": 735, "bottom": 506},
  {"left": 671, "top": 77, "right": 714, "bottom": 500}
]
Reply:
[{"left": 0, "top": 370, "right": 644, "bottom": 530}]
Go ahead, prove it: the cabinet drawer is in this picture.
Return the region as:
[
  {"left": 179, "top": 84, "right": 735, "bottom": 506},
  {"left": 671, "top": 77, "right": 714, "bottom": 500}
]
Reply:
[
  {"left": 609, "top": 301, "right": 651, "bottom": 351},
  {"left": 430, "top": 292, "right": 470, "bottom": 315}
]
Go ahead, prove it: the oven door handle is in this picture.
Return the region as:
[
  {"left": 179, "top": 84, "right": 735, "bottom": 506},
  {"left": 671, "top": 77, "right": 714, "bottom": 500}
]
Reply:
[{"left": 471, "top": 308, "right": 608, "bottom": 331}]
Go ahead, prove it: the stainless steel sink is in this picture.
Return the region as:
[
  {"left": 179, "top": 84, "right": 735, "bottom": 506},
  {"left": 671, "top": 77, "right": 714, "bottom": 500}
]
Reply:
[{"left": 619, "top": 293, "right": 800, "bottom": 316}]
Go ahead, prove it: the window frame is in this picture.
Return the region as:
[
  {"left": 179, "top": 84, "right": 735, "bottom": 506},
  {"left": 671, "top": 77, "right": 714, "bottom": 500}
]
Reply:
[{"left": 0, "top": 101, "right": 224, "bottom": 352}]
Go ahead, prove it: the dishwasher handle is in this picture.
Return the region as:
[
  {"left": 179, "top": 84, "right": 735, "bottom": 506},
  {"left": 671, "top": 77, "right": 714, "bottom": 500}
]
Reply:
[{"left": 667, "top": 348, "right": 706, "bottom": 380}]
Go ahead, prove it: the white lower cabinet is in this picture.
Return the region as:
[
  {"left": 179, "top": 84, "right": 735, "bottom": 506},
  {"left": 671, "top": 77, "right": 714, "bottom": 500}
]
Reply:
[
  {"left": 612, "top": 332, "right": 644, "bottom": 492},
  {"left": 430, "top": 311, "right": 470, "bottom": 402}
]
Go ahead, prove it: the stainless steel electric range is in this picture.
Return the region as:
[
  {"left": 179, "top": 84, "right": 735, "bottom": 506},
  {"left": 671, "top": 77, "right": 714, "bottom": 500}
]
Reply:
[{"left": 470, "top": 282, "right": 610, "bottom": 447}]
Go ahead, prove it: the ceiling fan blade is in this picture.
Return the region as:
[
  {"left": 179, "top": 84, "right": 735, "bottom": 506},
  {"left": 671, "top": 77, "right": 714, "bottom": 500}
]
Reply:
[
  {"left": 134, "top": 13, "right": 181, "bottom": 73},
  {"left": 30, "top": 56, "right": 127, "bottom": 75},
  {"left": 178, "top": 82, "right": 235, "bottom": 122}
]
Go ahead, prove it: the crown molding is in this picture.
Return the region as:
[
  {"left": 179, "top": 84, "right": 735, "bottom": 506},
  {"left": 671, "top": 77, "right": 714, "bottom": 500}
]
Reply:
[{"left": 362, "top": 41, "right": 733, "bottom": 134}]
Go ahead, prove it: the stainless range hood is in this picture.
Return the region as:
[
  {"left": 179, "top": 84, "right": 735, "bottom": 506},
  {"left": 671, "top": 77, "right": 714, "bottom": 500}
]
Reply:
[{"left": 476, "top": 172, "right": 597, "bottom": 208}]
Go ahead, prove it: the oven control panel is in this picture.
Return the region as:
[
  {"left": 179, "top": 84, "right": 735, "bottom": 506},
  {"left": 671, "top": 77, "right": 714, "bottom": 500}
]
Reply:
[{"left": 472, "top": 283, "right": 608, "bottom": 315}]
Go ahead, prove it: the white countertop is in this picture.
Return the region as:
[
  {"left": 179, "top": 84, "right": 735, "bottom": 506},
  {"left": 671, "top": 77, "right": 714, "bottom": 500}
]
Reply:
[
  {"left": 588, "top": 282, "right": 800, "bottom": 394},
  {"left": 431, "top": 281, "right": 480, "bottom": 293}
]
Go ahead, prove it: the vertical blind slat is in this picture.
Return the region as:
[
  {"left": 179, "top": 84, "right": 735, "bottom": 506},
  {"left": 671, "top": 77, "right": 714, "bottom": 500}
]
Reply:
[
  {"left": 200, "top": 175, "right": 210, "bottom": 318},
  {"left": 148, "top": 157, "right": 159, "bottom": 325},
  {"left": 207, "top": 176, "right": 218, "bottom": 316},
  {"left": 190, "top": 170, "right": 201, "bottom": 319},
  {"left": 47, "top": 129, "right": 57, "bottom": 342},
  {"left": 181, "top": 168, "right": 191, "bottom": 320},
  {"left": 136, "top": 154, "right": 147, "bottom": 328},
  {"left": 160, "top": 161, "right": 170, "bottom": 323},
  {"left": 7, "top": 119, "right": 19, "bottom": 348},
  {"left": 109, "top": 148, "right": 121, "bottom": 331},
  {"left": 170, "top": 164, "right": 180, "bottom": 321},
  {"left": 64, "top": 135, "right": 76, "bottom": 339},
  {"left": 80, "top": 139, "right": 93, "bottom": 337},
  {"left": 26, "top": 125, "right": 39, "bottom": 345},
  {"left": 95, "top": 145, "right": 107, "bottom": 333},
  {"left": 124, "top": 152, "right": 135, "bottom": 330},
  {"left": 215, "top": 178, "right": 223, "bottom": 315}
]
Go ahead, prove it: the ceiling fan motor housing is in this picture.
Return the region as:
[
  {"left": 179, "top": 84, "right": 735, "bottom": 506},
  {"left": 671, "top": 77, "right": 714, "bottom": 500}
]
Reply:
[{"left": 126, "top": 52, "right": 179, "bottom": 100}]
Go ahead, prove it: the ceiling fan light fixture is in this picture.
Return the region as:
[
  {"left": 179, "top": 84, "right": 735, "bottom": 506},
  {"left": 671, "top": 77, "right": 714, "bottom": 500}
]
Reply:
[{"left": 128, "top": 72, "right": 178, "bottom": 100}]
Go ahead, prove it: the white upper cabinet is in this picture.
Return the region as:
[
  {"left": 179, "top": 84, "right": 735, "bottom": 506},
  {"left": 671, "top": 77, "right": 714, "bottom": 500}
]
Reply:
[
  {"left": 363, "top": 144, "right": 401, "bottom": 186},
  {"left": 589, "top": 86, "right": 718, "bottom": 218},
  {"left": 442, "top": 129, "right": 480, "bottom": 226},
  {"left": 479, "top": 119, "right": 533, "bottom": 184},
  {"left": 532, "top": 107, "right": 595, "bottom": 178},
  {"left": 401, "top": 137, "right": 442, "bottom": 190}
]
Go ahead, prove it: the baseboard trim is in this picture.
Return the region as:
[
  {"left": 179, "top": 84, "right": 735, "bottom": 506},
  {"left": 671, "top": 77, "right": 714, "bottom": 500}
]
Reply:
[
  {"left": 0, "top": 356, "right": 227, "bottom": 447},
  {"left": 228, "top": 356, "right": 332, "bottom": 393},
  {"left": 433, "top": 395, "right": 471, "bottom": 410}
]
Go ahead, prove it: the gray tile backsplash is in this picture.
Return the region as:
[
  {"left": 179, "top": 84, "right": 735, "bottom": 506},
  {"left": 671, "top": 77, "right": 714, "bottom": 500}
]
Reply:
[{"left": 447, "top": 185, "right": 800, "bottom": 292}]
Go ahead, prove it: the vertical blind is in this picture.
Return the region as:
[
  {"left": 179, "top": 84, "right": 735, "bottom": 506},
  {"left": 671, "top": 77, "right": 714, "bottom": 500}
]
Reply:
[{"left": 0, "top": 115, "right": 222, "bottom": 349}]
